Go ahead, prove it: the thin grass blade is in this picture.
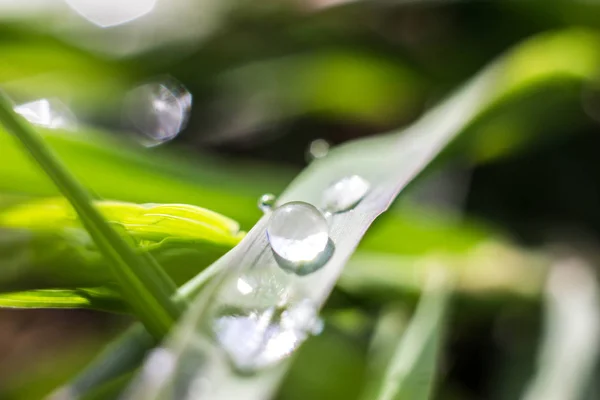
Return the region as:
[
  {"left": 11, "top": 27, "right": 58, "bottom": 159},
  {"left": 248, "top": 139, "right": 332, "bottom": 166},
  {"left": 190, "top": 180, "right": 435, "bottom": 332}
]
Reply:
[{"left": 370, "top": 275, "right": 450, "bottom": 400}]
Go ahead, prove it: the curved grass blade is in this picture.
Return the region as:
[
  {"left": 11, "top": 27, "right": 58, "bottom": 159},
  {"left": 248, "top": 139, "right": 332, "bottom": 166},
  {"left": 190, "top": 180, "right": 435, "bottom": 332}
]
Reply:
[
  {"left": 68, "top": 28, "right": 600, "bottom": 399},
  {"left": 0, "top": 93, "right": 180, "bottom": 338},
  {"left": 0, "top": 197, "right": 244, "bottom": 292}
]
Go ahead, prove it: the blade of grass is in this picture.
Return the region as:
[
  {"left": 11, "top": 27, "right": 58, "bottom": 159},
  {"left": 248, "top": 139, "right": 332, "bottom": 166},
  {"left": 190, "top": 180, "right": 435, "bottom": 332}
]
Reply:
[
  {"left": 522, "top": 256, "right": 600, "bottom": 400},
  {"left": 360, "top": 306, "right": 409, "bottom": 400},
  {"left": 367, "top": 274, "right": 451, "bottom": 400},
  {"left": 64, "top": 28, "right": 600, "bottom": 399},
  {"left": 0, "top": 197, "right": 244, "bottom": 292},
  {"left": 0, "top": 287, "right": 125, "bottom": 313},
  {"left": 0, "top": 92, "right": 180, "bottom": 338}
]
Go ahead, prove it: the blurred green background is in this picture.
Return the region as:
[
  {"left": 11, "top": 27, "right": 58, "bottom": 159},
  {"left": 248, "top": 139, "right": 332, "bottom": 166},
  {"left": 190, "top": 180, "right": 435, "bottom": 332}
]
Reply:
[{"left": 2, "top": 0, "right": 600, "bottom": 399}]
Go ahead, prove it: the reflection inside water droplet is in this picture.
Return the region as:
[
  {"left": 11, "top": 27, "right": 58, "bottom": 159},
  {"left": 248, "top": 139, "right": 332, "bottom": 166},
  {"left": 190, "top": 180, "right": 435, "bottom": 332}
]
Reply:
[
  {"left": 272, "top": 238, "right": 335, "bottom": 276},
  {"left": 322, "top": 175, "right": 370, "bottom": 213},
  {"left": 257, "top": 193, "right": 277, "bottom": 214},
  {"left": 124, "top": 77, "right": 192, "bottom": 146},
  {"left": 306, "top": 138, "right": 330, "bottom": 163},
  {"left": 267, "top": 202, "right": 329, "bottom": 265},
  {"left": 14, "top": 99, "right": 77, "bottom": 130}
]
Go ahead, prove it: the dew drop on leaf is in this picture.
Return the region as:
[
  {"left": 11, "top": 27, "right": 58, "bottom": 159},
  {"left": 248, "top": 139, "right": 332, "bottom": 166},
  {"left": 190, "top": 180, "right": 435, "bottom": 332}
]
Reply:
[
  {"left": 322, "top": 175, "right": 370, "bottom": 213},
  {"left": 305, "top": 138, "right": 330, "bottom": 163},
  {"left": 257, "top": 193, "right": 277, "bottom": 214},
  {"left": 266, "top": 201, "right": 329, "bottom": 266},
  {"left": 123, "top": 77, "right": 192, "bottom": 146},
  {"left": 14, "top": 98, "right": 77, "bottom": 130}
]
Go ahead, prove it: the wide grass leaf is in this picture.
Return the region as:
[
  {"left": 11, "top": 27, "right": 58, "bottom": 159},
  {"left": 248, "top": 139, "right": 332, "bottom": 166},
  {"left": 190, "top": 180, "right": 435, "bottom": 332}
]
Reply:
[{"left": 0, "top": 197, "right": 244, "bottom": 293}]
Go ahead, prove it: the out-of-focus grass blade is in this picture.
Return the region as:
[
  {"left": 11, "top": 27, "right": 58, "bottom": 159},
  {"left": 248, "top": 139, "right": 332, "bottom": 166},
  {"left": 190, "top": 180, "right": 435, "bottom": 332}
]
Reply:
[
  {"left": 343, "top": 241, "right": 548, "bottom": 300},
  {"left": 0, "top": 287, "right": 124, "bottom": 313},
  {"left": 0, "top": 32, "right": 129, "bottom": 110},
  {"left": 0, "top": 197, "right": 244, "bottom": 292},
  {"left": 368, "top": 276, "right": 450, "bottom": 400},
  {"left": 0, "top": 93, "right": 180, "bottom": 338},
  {"left": 522, "top": 256, "right": 600, "bottom": 400},
  {"left": 68, "top": 29, "right": 600, "bottom": 399},
  {"left": 0, "top": 125, "right": 292, "bottom": 229},
  {"left": 360, "top": 307, "right": 409, "bottom": 400}
]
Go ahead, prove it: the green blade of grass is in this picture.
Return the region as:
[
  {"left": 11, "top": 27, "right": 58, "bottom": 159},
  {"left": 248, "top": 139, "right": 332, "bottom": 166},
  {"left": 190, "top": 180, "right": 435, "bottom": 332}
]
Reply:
[
  {"left": 0, "top": 92, "right": 180, "bottom": 338},
  {"left": 368, "top": 276, "right": 451, "bottom": 400},
  {"left": 0, "top": 287, "right": 125, "bottom": 313},
  {"left": 58, "top": 28, "right": 600, "bottom": 399},
  {"left": 0, "top": 197, "right": 244, "bottom": 292},
  {"left": 522, "top": 257, "right": 600, "bottom": 400}
]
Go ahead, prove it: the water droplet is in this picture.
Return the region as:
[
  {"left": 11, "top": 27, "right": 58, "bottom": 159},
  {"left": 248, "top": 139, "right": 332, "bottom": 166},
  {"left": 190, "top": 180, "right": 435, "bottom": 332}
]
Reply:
[
  {"left": 124, "top": 77, "right": 192, "bottom": 147},
  {"left": 257, "top": 193, "right": 276, "bottom": 214},
  {"left": 322, "top": 175, "right": 370, "bottom": 213},
  {"left": 267, "top": 202, "right": 329, "bottom": 266},
  {"left": 14, "top": 99, "right": 77, "bottom": 130},
  {"left": 66, "top": 0, "right": 156, "bottom": 28},
  {"left": 213, "top": 294, "right": 321, "bottom": 373},
  {"left": 306, "top": 139, "right": 330, "bottom": 162}
]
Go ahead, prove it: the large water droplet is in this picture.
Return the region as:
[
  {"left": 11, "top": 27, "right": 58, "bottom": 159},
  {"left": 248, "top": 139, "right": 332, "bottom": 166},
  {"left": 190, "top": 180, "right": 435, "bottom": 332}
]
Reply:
[
  {"left": 267, "top": 202, "right": 329, "bottom": 265},
  {"left": 14, "top": 99, "right": 77, "bottom": 130},
  {"left": 322, "top": 175, "right": 370, "bottom": 213},
  {"left": 306, "top": 139, "right": 330, "bottom": 163},
  {"left": 258, "top": 193, "right": 276, "bottom": 214},
  {"left": 124, "top": 78, "right": 192, "bottom": 146}
]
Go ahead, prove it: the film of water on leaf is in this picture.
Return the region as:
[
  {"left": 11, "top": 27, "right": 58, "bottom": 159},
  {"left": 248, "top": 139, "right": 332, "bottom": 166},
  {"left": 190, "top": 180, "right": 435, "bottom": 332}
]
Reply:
[{"left": 210, "top": 264, "right": 324, "bottom": 373}]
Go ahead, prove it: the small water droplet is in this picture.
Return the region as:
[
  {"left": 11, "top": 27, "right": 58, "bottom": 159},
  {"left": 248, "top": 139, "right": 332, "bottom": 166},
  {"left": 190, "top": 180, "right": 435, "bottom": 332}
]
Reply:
[
  {"left": 124, "top": 77, "right": 192, "bottom": 146},
  {"left": 267, "top": 202, "right": 329, "bottom": 266},
  {"left": 306, "top": 138, "right": 330, "bottom": 162},
  {"left": 14, "top": 98, "right": 77, "bottom": 130},
  {"left": 322, "top": 175, "right": 370, "bottom": 213},
  {"left": 310, "top": 318, "right": 325, "bottom": 335},
  {"left": 258, "top": 193, "right": 276, "bottom": 214}
]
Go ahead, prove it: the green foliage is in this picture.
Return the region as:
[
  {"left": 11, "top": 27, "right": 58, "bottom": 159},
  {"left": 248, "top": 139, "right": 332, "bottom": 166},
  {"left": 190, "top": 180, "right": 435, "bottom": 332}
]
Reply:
[
  {"left": 1, "top": 2, "right": 600, "bottom": 398},
  {"left": 371, "top": 281, "right": 450, "bottom": 400},
  {"left": 0, "top": 94, "right": 181, "bottom": 337},
  {"left": 0, "top": 125, "right": 290, "bottom": 229},
  {"left": 0, "top": 197, "right": 244, "bottom": 309}
]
